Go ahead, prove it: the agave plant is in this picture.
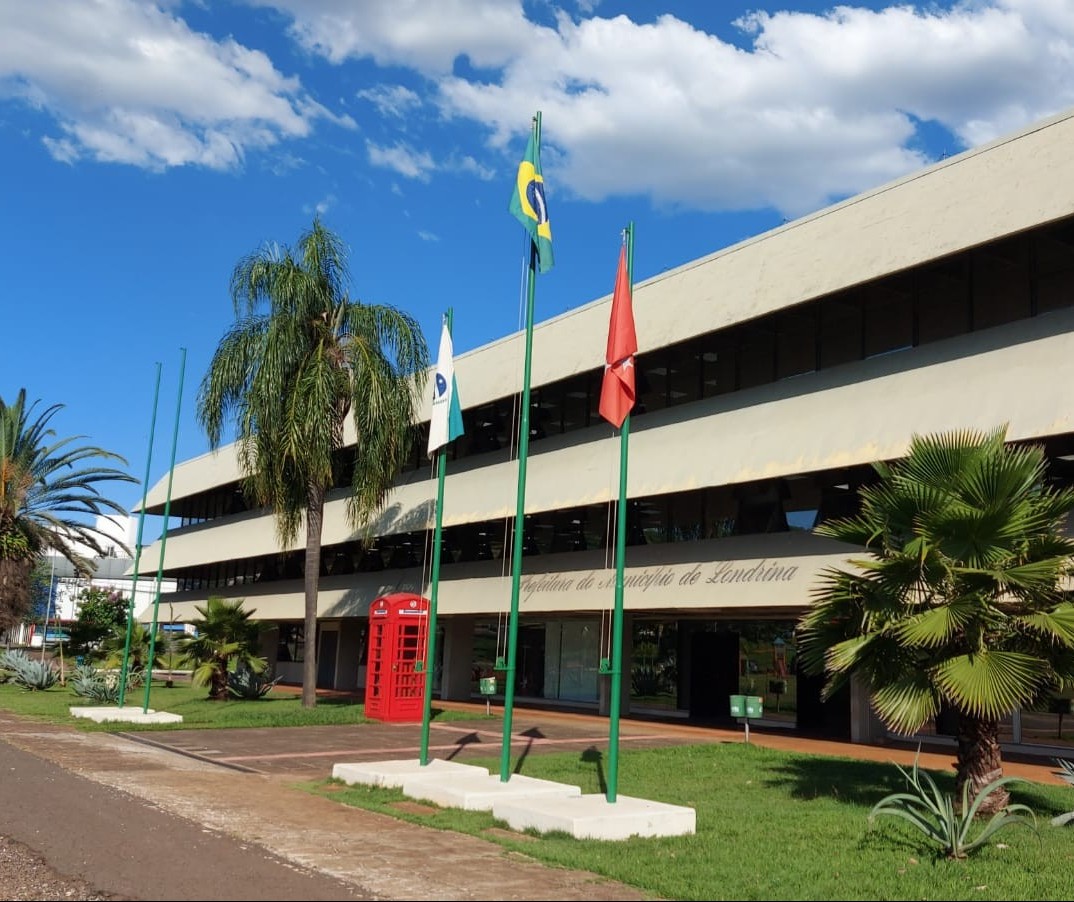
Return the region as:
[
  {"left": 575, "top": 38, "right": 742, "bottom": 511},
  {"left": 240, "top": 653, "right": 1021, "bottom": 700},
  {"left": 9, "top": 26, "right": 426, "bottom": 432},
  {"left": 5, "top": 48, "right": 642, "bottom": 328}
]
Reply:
[
  {"left": 0, "top": 648, "right": 29, "bottom": 682},
  {"left": 869, "top": 749, "right": 1038, "bottom": 859},
  {"left": 68, "top": 662, "right": 141, "bottom": 703},
  {"left": 4, "top": 653, "right": 59, "bottom": 691},
  {"left": 1051, "top": 759, "right": 1074, "bottom": 827},
  {"left": 228, "top": 665, "right": 281, "bottom": 700}
]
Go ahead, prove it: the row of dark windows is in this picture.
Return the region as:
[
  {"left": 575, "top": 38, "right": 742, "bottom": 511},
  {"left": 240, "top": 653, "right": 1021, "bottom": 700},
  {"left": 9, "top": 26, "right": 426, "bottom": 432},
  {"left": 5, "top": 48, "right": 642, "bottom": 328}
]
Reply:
[
  {"left": 174, "top": 216, "right": 1074, "bottom": 530},
  {"left": 172, "top": 466, "right": 871, "bottom": 591},
  {"left": 170, "top": 443, "right": 1074, "bottom": 592}
]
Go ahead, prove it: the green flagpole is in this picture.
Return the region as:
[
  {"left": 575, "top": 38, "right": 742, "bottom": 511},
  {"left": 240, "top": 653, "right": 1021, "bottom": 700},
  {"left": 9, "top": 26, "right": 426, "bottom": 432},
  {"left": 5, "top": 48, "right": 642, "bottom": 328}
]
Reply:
[
  {"left": 118, "top": 362, "right": 161, "bottom": 708},
  {"left": 500, "top": 111, "right": 543, "bottom": 782},
  {"left": 606, "top": 221, "right": 634, "bottom": 803},
  {"left": 420, "top": 307, "right": 454, "bottom": 767},
  {"left": 142, "top": 347, "right": 186, "bottom": 713}
]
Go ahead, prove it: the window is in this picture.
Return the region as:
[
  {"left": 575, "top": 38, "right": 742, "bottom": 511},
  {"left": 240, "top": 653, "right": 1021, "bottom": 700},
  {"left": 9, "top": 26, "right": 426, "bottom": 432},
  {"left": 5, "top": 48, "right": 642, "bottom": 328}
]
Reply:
[
  {"left": 863, "top": 281, "right": 913, "bottom": 358},
  {"left": 277, "top": 623, "right": 304, "bottom": 663}
]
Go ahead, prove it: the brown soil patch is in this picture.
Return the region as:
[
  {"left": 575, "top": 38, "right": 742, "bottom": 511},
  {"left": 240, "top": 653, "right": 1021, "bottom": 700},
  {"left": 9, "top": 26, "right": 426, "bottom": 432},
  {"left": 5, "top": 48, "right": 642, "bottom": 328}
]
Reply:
[
  {"left": 483, "top": 827, "right": 538, "bottom": 842},
  {"left": 390, "top": 800, "right": 440, "bottom": 816}
]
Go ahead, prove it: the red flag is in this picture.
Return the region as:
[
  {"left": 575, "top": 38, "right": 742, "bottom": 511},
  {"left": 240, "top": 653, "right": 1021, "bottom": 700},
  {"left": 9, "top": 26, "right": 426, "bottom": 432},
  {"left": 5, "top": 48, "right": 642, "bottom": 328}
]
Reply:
[{"left": 598, "top": 244, "right": 637, "bottom": 428}]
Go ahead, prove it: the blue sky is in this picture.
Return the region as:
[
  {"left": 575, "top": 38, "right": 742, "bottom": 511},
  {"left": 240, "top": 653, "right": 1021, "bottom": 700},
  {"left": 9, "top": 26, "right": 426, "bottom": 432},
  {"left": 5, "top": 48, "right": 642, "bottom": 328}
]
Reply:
[{"left": 3, "top": 0, "right": 1074, "bottom": 535}]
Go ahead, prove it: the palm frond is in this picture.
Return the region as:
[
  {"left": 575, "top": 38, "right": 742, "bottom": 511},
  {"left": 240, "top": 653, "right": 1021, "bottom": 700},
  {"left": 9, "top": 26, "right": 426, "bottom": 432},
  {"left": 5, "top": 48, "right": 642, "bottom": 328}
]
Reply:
[{"left": 932, "top": 650, "right": 1050, "bottom": 719}]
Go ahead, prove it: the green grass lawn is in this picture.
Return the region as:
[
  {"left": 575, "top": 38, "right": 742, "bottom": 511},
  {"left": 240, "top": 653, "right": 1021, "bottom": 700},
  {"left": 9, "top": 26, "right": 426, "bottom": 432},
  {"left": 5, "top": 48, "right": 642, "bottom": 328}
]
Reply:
[
  {"left": 309, "top": 742, "right": 1074, "bottom": 901},
  {"left": 0, "top": 679, "right": 477, "bottom": 730}
]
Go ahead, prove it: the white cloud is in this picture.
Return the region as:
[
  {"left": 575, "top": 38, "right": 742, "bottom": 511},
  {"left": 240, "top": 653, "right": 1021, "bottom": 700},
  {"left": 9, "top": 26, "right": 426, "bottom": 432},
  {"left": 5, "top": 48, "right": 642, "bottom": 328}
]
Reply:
[
  {"left": 303, "top": 193, "right": 337, "bottom": 215},
  {"left": 366, "top": 139, "right": 434, "bottom": 180},
  {"left": 357, "top": 84, "right": 422, "bottom": 118},
  {"left": 417, "top": 229, "right": 439, "bottom": 241},
  {"left": 251, "top": 0, "right": 533, "bottom": 71},
  {"left": 0, "top": 0, "right": 353, "bottom": 171},
  {"left": 263, "top": 0, "right": 1074, "bottom": 217},
  {"left": 452, "top": 155, "right": 496, "bottom": 181},
  {"left": 8, "top": 1, "right": 1074, "bottom": 217}
]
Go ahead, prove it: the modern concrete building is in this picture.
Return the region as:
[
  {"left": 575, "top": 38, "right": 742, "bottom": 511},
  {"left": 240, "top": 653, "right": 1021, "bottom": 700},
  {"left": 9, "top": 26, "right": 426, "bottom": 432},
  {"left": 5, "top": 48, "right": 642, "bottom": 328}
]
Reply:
[{"left": 136, "top": 106, "right": 1074, "bottom": 753}]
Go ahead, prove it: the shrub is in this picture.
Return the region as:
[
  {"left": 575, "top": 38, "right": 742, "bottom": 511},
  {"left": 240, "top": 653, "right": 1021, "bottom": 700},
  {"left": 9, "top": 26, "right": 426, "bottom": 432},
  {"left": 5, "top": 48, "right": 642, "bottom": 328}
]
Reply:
[{"left": 869, "top": 749, "right": 1038, "bottom": 859}]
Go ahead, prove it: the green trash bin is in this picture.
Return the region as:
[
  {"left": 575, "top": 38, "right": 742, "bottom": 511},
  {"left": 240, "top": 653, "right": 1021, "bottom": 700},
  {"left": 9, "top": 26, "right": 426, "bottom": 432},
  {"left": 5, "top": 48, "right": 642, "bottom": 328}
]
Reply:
[
  {"left": 745, "top": 696, "right": 763, "bottom": 718},
  {"left": 478, "top": 676, "right": 497, "bottom": 715},
  {"left": 729, "top": 694, "right": 745, "bottom": 717}
]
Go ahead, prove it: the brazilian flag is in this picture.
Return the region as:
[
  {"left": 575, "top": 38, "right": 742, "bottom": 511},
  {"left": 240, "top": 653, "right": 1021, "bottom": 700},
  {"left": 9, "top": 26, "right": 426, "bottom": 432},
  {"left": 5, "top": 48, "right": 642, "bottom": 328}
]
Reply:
[{"left": 509, "top": 128, "right": 554, "bottom": 274}]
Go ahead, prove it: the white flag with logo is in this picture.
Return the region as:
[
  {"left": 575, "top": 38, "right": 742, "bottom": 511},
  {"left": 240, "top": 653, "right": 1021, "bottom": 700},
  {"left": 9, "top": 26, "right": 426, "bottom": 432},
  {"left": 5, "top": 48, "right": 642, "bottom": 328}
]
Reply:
[{"left": 427, "top": 320, "right": 464, "bottom": 457}]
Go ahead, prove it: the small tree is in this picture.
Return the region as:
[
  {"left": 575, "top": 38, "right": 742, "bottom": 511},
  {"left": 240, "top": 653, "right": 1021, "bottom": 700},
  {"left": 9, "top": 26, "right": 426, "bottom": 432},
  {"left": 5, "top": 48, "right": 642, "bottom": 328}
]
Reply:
[
  {"left": 179, "top": 597, "right": 266, "bottom": 701},
  {"left": 68, "top": 587, "right": 128, "bottom": 658}
]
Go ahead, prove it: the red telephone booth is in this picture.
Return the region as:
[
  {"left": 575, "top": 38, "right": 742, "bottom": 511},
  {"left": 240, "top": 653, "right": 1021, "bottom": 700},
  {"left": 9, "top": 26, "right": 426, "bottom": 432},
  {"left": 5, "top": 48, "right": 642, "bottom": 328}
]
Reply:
[{"left": 364, "top": 592, "right": 430, "bottom": 723}]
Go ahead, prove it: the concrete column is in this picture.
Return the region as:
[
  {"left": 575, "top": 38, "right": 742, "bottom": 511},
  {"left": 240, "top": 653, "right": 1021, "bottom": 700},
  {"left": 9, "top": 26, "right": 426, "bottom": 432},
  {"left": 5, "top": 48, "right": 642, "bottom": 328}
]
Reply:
[
  {"left": 439, "top": 615, "right": 476, "bottom": 701},
  {"left": 336, "top": 620, "right": 364, "bottom": 691},
  {"left": 261, "top": 625, "right": 280, "bottom": 672}
]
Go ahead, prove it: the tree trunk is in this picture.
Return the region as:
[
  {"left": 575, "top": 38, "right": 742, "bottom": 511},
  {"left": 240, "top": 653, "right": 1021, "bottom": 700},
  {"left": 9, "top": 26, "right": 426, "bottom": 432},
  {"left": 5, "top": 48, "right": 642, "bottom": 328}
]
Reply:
[
  {"left": 955, "top": 714, "right": 1008, "bottom": 814},
  {"left": 210, "top": 656, "right": 229, "bottom": 700},
  {"left": 301, "top": 483, "right": 326, "bottom": 709},
  {"left": 0, "top": 555, "right": 32, "bottom": 635}
]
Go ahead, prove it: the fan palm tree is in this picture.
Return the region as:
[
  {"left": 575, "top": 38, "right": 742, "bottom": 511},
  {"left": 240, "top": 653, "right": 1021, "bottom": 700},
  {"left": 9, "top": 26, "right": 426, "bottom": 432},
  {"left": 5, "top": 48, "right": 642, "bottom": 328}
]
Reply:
[
  {"left": 179, "top": 596, "right": 266, "bottom": 701},
  {"left": 798, "top": 426, "right": 1074, "bottom": 814},
  {"left": 99, "top": 619, "right": 163, "bottom": 675},
  {"left": 197, "top": 218, "right": 429, "bottom": 707},
  {"left": 0, "top": 389, "right": 135, "bottom": 635}
]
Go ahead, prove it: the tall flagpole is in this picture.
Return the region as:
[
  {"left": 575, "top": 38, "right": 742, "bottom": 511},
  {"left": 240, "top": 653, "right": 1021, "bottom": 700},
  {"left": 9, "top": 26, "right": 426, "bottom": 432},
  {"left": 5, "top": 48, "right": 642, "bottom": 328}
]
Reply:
[
  {"left": 118, "top": 362, "right": 162, "bottom": 708},
  {"left": 500, "top": 111, "right": 543, "bottom": 781},
  {"left": 607, "top": 221, "right": 634, "bottom": 803},
  {"left": 419, "top": 308, "right": 454, "bottom": 766},
  {"left": 142, "top": 347, "right": 186, "bottom": 713}
]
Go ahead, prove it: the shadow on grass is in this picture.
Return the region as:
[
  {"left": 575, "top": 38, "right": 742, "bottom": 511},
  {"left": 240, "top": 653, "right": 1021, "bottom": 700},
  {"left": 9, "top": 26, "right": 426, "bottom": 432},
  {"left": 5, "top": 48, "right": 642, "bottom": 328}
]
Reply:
[
  {"left": 580, "top": 745, "right": 606, "bottom": 794},
  {"left": 765, "top": 752, "right": 1070, "bottom": 821},
  {"left": 763, "top": 755, "right": 951, "bottom": 806},
  {"left": 510, "top": 727, "right": 546, "bottom": 775}
]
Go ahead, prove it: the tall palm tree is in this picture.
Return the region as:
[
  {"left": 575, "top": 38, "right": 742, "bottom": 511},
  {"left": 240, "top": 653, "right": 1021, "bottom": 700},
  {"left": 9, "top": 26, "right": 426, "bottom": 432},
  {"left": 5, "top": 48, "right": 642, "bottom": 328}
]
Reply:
[
  {"left": 0, "top": 389, "right": 135, "bottom": 635},
  {"left": 179, "top": 596, "right": 266, "bottom": 701},
  {"left": 197, "top": 218, "right": 429, "bottom": 707},
  {"left": 798, "top": 426, "right": 1074, "bottom": 813}
]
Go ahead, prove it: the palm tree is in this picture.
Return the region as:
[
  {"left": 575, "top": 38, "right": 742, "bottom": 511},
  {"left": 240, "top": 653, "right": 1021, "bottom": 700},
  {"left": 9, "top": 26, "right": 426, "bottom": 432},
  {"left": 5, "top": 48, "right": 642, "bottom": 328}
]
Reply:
[
  {"left": 179, "top": 596, "right": 266, "bottom": 701},
  {"left": 0, "top": 389, "right": 135, "bottom": 636},
  {"left": 798, "top": 426, "right": 1074, "bottom": 813},
  {"left": 99, "top": 619, "right": 163, "bottom": 675},
  {"left": 197, "top": 218, "right": 429, "bottom": 707}
]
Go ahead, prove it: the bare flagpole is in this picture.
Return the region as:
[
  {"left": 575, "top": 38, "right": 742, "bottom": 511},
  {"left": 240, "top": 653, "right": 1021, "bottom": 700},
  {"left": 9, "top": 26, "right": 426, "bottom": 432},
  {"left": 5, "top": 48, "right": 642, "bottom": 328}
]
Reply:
[
  {"left": 118, "top": 361, "right": 161, "bottom": 708},
  {"left": 142, "top": 347, "right": 186, "bottom": 713}
]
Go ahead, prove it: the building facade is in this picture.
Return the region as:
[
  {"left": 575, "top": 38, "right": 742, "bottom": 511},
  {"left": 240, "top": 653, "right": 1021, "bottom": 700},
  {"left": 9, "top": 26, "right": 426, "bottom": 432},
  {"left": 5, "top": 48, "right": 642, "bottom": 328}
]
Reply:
[{"left": 137, "top": 108, "right": 1074, "bottom": 753}]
